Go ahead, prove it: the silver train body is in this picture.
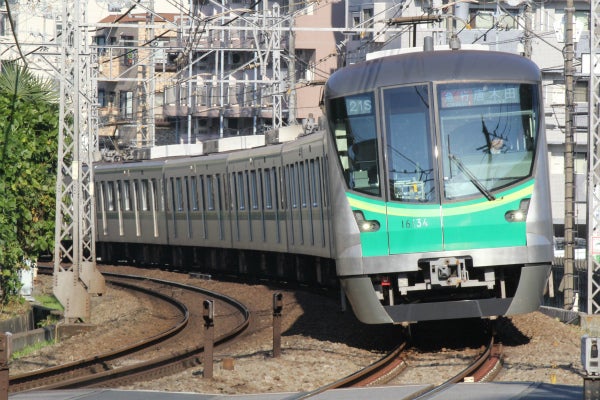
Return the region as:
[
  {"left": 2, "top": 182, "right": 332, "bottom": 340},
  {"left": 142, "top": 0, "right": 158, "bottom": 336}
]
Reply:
[{"left": 95, "top": 49, "right": 553, "bottom": 324}]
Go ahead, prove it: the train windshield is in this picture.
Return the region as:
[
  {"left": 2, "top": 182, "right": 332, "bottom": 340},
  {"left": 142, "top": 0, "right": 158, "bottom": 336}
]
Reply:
[
  {"left": 383, "top": 84, "right": 435, "bottom": 202},
  {"left": 328, "top": 92, "right": 381, "bottom": 196},
  {"left": 437, "top": 82, "right": 538, "bottom": 200}
]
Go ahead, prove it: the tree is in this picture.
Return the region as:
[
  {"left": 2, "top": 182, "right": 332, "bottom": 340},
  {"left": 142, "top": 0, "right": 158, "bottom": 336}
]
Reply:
[{"left": 0, "top": 63, "right": 58, "bottom": 303}]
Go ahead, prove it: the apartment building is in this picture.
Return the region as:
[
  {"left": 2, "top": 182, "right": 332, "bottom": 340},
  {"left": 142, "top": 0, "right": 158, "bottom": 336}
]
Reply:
[
  {"left": 162, "top": 0, "right": 344, "bottom": 143},
  {"left": 95, "top": 12, "right": 180, "bottom": 152}
]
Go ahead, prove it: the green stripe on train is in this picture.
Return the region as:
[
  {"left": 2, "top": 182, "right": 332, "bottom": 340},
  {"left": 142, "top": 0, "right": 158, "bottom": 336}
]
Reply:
[{"left": 347, "top": 180, "right": 534, "bottom": 256}]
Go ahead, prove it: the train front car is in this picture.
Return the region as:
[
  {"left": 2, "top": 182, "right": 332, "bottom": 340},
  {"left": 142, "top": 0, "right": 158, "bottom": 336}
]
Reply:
[{"left": 324, "top": 49, "right": 553, "bottom": 324}]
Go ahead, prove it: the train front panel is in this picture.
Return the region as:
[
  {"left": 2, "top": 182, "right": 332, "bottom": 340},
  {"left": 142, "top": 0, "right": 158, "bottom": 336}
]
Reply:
[{"left": 325, "top": 50, "right": 553, "bottom": 324}]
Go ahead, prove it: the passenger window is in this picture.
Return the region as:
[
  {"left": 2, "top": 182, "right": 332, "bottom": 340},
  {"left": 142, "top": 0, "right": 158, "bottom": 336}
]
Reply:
[
  {"left": 175, "top": 177, "right": 184, "bottom": 212},
  {"left": 106, "top": 181, "right": 115, "bottom": 211},
  {"left": 198, "top": 176, "right": 205, "bottom": 211},
  {"left": 290, "top": 164, "right": 298, "bottom": 208},
  {"left": 237, "top": 172, "right": 245, "bottom": 210},
  {"left": 216, "top": 174, "right": 223, "bottom": 211},
  {"left": 264, "top": 168, "right": 273, "bottom": 209},
  {"left": 122, "top": 180, "right": 131, "bottom": 211},
  {"left": 157, "top": 179, "right": 165, "bottom": 211},
  {"left": 140, "top": 179, "right": 149, "bottom": 211},
  {"left": 250, "top": 170, "right": 259, "bottom": 210},
  {"left": 207, "top": 175, "right": 215, "bottom": 211},
  {"left": 190, "top": 176, "right": 199, "bottom": 211},
  {"left": 97, "top": 182, "right": 104, "bottom": 212},
  {"left": 310, "top": 159, "right": 319, "bottom": 207},
  {"left": 300, "top": 161, "right": 307, "bottom": 208},
  {"left": 150, "top": 179, "right": 158, "bottom": 211}
]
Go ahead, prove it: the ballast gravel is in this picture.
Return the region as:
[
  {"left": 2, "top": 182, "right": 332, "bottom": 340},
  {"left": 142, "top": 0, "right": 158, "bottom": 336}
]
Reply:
[{"left": 15, "top": 265, "right": 586, "bottom": 395}]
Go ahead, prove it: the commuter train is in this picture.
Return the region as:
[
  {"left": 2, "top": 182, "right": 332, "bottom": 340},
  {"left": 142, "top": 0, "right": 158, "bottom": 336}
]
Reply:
[{"left": 94, "top": 47, "right": 553, "bottom": 324}]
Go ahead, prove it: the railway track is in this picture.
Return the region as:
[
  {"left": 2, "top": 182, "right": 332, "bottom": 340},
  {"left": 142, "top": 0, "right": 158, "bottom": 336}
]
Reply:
[
  {"left": 10, "top": 269, "right": 250, "bottom": 393},
  {"left": 293, "top": 334, "right": 502, "bottom": 399}
]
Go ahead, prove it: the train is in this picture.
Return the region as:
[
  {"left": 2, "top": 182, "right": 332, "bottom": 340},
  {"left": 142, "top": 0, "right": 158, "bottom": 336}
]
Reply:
[{"left": 94, "top": 45, "right": 553, "bottom": 324}]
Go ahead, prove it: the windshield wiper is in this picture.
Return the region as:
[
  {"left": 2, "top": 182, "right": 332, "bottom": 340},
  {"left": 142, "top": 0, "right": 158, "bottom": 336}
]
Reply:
[{"left": 448, "top": 154, "right": 496, "bottom": 201}]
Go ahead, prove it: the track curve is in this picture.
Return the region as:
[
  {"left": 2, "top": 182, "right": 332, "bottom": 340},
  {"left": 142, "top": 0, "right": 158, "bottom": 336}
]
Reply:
[{"left": 10, "top": 270, "right": 250, "bottom": 392}]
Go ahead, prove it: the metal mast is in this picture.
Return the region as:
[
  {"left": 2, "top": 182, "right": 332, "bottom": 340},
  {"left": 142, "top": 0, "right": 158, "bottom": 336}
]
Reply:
[
  {"left": 54, "top": 0, "right": 105, "bottom": 323},
  {"left": 588, "top": 0, "right": 600, "bottom": 314},
  {"left": 271, "top": 3, "right": 282, "bottom": 130},
  {"left": 563, "top": 1, "right": 575, "bottom": 310},
  {"left": 142, "top": 0, "right": 156, "bottom": 147}
]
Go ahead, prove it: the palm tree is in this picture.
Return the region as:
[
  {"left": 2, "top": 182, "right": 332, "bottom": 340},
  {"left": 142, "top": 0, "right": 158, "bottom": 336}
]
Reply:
[{"left": 0, "top": 62, "right": 57, "bottom": 164}]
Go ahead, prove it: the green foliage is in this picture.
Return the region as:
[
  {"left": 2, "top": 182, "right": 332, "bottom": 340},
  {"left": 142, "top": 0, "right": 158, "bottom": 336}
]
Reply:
[
  {"left": 10, "top": 340, "right": 55, "bottom": 360},
  {"left": 0, "top": 63, "right": 59, "bottom": 304},
  {"left": 34, "top": 294, "right": 64, "bottom": 311}
]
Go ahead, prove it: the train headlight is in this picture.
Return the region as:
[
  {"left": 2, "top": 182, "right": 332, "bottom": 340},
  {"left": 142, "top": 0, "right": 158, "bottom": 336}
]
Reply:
[
  {"left": 504, "top": 198, "right": 530, "bottom": 222},
  {"left": 352, "top": 210, "right": 380, "bottom": 232}
]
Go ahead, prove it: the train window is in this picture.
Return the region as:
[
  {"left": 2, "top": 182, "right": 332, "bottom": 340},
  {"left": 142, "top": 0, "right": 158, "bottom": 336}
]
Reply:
[
  {"left": 191, "top": 176, "right": 199, "bottom": 211},
  {"left": 175, "top": 177, "right": 184, "bottom": 212},
  {"left": 250, "top": 170, "right": 259, "bottom": 210},
  {"left": 324, "top": 156, "right": 331, "bottom": 207},
  {"left": 216, "top": 174, "right": 223, "bottom": 211},
  {"left": 140, "top": 179, "right": 149, "bottom": 211},
  {"left": 258, "top": 169, "right": 265, "bottom": 210},
  {"left": 122, "top": 180, "right": 131, "bottom": 211},
  {"left": 198, "top": 176, "right": 205, "bottom": 211},
  {"left": 383, "top": 84, "right": 435, "bottom": 202},
  {"left": 167, "top": 178, "right": 174, "bottom": 212},
  {"left": 438, "top": 82, "right": 538, "bottom": 200},
  {"left": 155, "top": 179, "right": 167, "bottom": 211},
  {"left": 106, "top": 181, "right": 115, "bottom": 211},
  {"left": 264, "top": 168, "right": 273, "bottom": 209},
  {"left": 207, "top": 175, "right": 215, "bottom": 211},
  {"left": 289, "top": 164, "right": 297, "bottom": 208},
  {"left": 184, "top": 176, "right": 191, "bottom": 213},
  {"left": 97, "top": 182, "right": 104, "bottom": 211},
  {"left": 150, "top": 179, "right": 157, "bottom": 211},
  {"left": 237, "top": 172, "right": 245, "bottom": 210},
  {"left": 310, "top": 159, "right": 319, "bottom": 207},
  {"left": 328, "top": 92, "right": 380, "bottom": 196},
  {"left": 299, "top": 161, "right": 307, "bottom": 208},
  {"left": 278, "top": 167, "right": 285, "bottom": 210}
]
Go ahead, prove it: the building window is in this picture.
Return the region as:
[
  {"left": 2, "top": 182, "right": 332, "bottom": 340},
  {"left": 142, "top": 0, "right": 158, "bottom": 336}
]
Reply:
[
  {"left": 362, "top": 8, "right": 373, "bottom": 40},
  {"left": 574, "top": 81, "right": 589, "bottom": 103},
  {"left": 119, "top": 91, "right": 133, "bottom": 118},
  {"left": 121, "top": 35, "right": 137, "bottom": 66},
  {"left": 98, "top": 89, "right": 106, "bottom": 107},
  {"left": 95, "top": 35, "right": 107, "bottom": 55}
]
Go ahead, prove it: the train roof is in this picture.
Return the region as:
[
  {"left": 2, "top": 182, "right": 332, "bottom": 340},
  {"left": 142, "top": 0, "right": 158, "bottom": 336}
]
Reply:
[{"left": 325, "top": 50, "right": 541, "bottom": 98}]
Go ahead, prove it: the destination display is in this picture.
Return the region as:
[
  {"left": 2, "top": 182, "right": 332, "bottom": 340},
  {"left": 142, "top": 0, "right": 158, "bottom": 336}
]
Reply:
[
  {"left": 440, "top": 84, "right": 520, "bottom": 108},
  {"left": 345, "top": 94, "right": 374, "bottom": 116}
]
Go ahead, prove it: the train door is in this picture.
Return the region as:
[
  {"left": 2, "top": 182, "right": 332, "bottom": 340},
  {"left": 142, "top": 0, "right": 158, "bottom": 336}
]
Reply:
[{"left": 382, "top": 84, "right": 444, "bottom": 254}]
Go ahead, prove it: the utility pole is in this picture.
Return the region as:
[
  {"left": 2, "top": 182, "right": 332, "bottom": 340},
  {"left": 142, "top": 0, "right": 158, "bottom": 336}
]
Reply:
[
  {"left": 523, "top": 2, "right": 532, "bottom": 59},
  {"left": 54, "top": 0, "right": 105, "bottom": 323},
  {"left": 588, "top": 0, "right": 600, "bottom": 314},
  {"left": 563, "top": 1, "right": 575, "bottom": 310}
]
